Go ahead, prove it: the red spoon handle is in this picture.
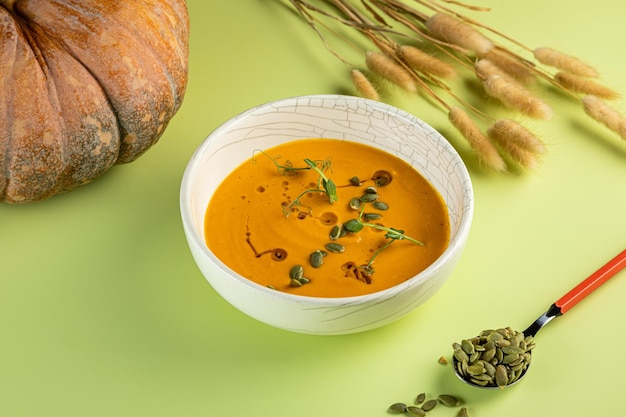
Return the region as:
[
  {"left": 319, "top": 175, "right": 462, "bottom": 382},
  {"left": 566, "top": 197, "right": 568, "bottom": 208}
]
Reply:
[{"left": 555, "top": 249, "right": 626, "bottom": 314}]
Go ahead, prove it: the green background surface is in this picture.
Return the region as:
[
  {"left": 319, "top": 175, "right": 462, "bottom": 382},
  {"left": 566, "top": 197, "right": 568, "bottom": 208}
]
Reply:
[{"left": 1, "top": 1, "right": 625, "bottom": 416}]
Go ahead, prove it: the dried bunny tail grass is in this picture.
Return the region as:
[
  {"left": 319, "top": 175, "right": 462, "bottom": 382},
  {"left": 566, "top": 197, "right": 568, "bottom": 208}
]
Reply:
[
  {"left": 478, "top": 62, "right": 553, "bottom": 120},
  {"left": 488, "top": 119, "right": 545, "bottom": 169},
  {"left": 351, "top": 69, "right": 380, "bottom": 100},
  {"left": 426, "top": 13, "right": 494, "bottom": 55},
  {"left": 479, "top": 49, "right": 536, "bottom": 83},
  {"left": 399, "top": 45, "right": 456, "bottom": 79},
  {"left": 475, "top": 58, "right": 509, "bottom": 80},
  {"left": 533, "top": 47, "right": 599, "bottom": 78},
  {"left": 488, "top": 119, "right": 546, "bottom": 154},
  {"left": 448, "top": 107, "right": 506, "bottom": 171},
  {"left": 582, "top": 95, "right": 626, "bottom": 140},
  {"left": 554, "top": 71, "right": 619, "bottom": 100},
  {"left": 365, "top": 51, "right": 417, "bottom": 93}
]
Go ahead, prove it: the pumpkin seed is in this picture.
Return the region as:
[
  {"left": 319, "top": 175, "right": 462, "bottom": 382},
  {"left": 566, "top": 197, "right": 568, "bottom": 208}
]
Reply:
[
  {"left": 502, "top": 353, "right": 519, "bottom": 365},
  {"left": 494, "top": 339, "right": 511, "bottom": 348},
  {"left": 372, "top": 170, "right": 392, "bottom": 187},
  {"left": 466, "top": 364, "right": 485, "bottom": 376},
  {"left": 438, "top": 394, "right": 462, "bottom": 407},
  {"left": 481, "top": 361, "right": 496, "bottom": 377},
  {"left": 407, "top": 406, "right": 426, "bottom": 416},
  {"left": 481, "top": 348, "right": 496, "bottom": 362},
  {"left": 501, "top": 346, "right": 524, "bottom": 355},
  {"left": 457, "top": 407, "right": 469, "bottom": 417},
  {"left": 415, "top": 392, "right": 426, "bottom": 404},
  {"left": 461, "top": 339, "right": 475, "bottom": 355},
  {"left": 364, "top": 186, "right": 378, "bottom": 194},
  {"left": 363, "top": 212, "right": 382, "bottom": 221},
  {"left": 421, "top": 399, "right": 438, "bottom": 411},
  {"left": 495, "top": 365, "right": 508, "bottom": 388},
  {"left": 289, "top": 265, "right": 304, "bottom": 280},
  {"left": 359, "top": 193, "right": 378, "bottom": 202},
  {"left": 372, "top": 201, "right": 389, "bottom": 211},
  {"left": 453, "top": 348, "right": 469, "bottom": 363},
  {"left": 349, "top": 197, "right": 362, "bottom": 210},
  {"left": 298, "top": 277, "right": 310, "bottom": 284},
  {"left": 329, "top": 225, "right": 342, "bottom": 240},
  {"left": 469, "top": 377, "right": 489, "bottom": 386},
  {"left": 325, "top": 242, "right": 345, "bottom": 253},
  {"left": 289, "top": 278, "right": 303, "bottom": 288},
  {"left": 388, "top": 403, "right": 407, "bottom": 414},
  {"left": 349, "top": 176, "right": 361, "bottom": 186},
  {"left": 309, "top": 250, "right": 324, "bottom": 268}
]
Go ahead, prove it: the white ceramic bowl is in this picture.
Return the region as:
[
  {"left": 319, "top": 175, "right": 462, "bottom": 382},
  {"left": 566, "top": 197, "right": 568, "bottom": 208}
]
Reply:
[{"left": 180, "top": 95, "right": 473, "bottom": 335}]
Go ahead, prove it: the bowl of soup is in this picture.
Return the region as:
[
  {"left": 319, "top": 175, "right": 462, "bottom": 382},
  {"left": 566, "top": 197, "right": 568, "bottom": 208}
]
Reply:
[{"left": 180, "top": 95, "right": 473, "bottom": 335}]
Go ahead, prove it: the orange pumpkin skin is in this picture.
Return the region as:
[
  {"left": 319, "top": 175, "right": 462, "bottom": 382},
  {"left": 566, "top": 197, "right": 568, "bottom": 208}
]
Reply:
[{"left": 0, "top": 0, "right": 189, "bottom": 203}]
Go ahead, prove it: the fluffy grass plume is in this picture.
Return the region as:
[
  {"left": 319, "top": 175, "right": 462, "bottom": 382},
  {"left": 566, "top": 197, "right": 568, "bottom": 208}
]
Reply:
[
  {"left": 351, "top": 69, "right": 380, "bottom": 100},
  {"left": 477, "top": 60, "right": 553, "bottom": 119},
  {"left": 533, "top": 47, "right": 598, "bottom": 77},
  {"left": 365, "top": 51, "right": 417, "bottom": 93},
  {"left": 426, "top": 13, "right": 494, "bottom": 55},
  {"left": 582, "top": 95, "right": 626, "bottom": 140},
  {"left": 399, "top": 45, "right": 456, "bottom": 78},
  {"left": 488, "top": 119, "right": 545, "bottom": 169},
  {"left": 449, "top": 107, "right": 506, "bottom": 171},
  {"left": 555, "top": 72, "right": 619, "bottom": 99}
]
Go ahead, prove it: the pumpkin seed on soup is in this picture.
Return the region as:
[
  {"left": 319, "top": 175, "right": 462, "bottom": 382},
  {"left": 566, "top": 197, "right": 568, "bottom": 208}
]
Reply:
[{"left": 309, "top": 250, "right": 324, "bottom": 268}]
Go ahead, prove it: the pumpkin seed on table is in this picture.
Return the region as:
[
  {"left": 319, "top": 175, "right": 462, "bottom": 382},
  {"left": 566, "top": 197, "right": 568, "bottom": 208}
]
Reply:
[
  {"left": 457, "top": 407, "right": 469, "bottom": 417},
  {"left": 415, "top": 392, "right": 426, "bottom": 404},
  {"left": 406, "top": 406, "right": 426, "bottom": 416},
  {"left": 421, "top": 399, "right": 438, "bottom": 411},
  {"left": 438, "top": 394, "right": 462, "bottom": 407},
  {"left": 388, "top": 403, "right": 407, "bottom": 414}
]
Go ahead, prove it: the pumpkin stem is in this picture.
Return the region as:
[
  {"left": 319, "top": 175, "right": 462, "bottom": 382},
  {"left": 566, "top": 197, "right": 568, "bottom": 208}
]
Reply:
[{"left": 0, "top": 0, "right": 17, "bottom": 12}]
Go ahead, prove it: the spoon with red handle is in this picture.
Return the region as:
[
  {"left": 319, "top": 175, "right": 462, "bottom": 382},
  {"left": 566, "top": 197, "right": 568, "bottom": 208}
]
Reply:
[{"left": 454, "top": 248, "right": 626, "bottom": 389}]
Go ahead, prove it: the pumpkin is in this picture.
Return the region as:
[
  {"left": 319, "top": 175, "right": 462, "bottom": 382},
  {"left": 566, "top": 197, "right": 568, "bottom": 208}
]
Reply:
[{"left": 0, "top": 0, "right": 189, "bottom": 203}]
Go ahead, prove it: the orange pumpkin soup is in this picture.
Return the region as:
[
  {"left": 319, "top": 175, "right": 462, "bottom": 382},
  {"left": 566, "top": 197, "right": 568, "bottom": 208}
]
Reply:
[{"left": 204, "top": 138, "right": 449, "bottom": 297}]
